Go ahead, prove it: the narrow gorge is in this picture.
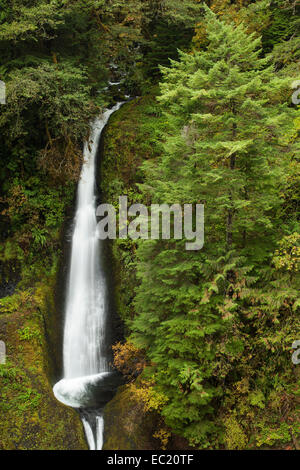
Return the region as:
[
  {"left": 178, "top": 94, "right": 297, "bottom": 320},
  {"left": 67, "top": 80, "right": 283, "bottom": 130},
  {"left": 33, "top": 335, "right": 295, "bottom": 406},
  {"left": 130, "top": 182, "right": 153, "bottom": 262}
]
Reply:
[
  {"left": 0, "top": 0, "right": 299, "bottom": 452},
  {"left": 53, "top": 104, "right": 125, "bottom": 450}
]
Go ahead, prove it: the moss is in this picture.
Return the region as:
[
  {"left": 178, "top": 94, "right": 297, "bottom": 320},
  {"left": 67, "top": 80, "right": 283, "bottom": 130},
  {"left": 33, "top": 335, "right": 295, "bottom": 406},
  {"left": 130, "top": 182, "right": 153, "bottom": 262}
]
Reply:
[
  {"left": 223, "top": 416, "right": 248, "bottom": 450},
  {"left": 100, "top": 92, "right": 162, "bottom": 207},
  {"left": 0, "top": 273, "right": 88, "bottom": 449},
  {"left": 100, "top": 93, "right": 165, "bottom": 450},
  {"left": 103, "top": 386, "right": 159, "bottom": 450},
  {"left": 0, "top": 190, "right": 88, "bottom": 449},
  {"left": 100, "top": 90, "right": 165, "bottom": 326}
]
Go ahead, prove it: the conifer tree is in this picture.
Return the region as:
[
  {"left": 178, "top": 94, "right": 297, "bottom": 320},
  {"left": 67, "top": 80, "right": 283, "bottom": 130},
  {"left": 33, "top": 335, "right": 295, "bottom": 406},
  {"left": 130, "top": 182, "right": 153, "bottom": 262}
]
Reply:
[{"left": 131, "top": 7, "right": 298, "bottom": 446}]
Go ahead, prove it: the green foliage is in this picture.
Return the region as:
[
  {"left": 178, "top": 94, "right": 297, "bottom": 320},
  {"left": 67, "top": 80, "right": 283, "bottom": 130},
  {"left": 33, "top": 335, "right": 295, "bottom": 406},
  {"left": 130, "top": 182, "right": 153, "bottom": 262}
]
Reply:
[
  {"left": 0, "top": 0, "right": 299, "bottom": 452},
  {"left": 128, "top": 8, "right": 299, "bottom": 448},
  {"left": 18, "top": 325, "right": 43, "bottom": 344},
  {"left": 0, "top": 362, "right": 18, "bottom": 381},
  {"left": 223, "top": 415, "right": 248, "bottom": 449},
  {"left": 0, "top": 1, "right": 65, "bottom": 42},
  {"left": 0, "top": 292, "right": 28, "bottom": 315},
  {"left": 261, "top": 0, "right": 300, "bottom": 53}
]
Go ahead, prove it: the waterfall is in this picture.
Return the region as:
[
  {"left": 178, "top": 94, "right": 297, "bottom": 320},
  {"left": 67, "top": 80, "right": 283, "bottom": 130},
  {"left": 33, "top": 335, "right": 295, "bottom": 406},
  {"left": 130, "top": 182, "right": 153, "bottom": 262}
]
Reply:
[
  {"left": 82, "top": 417, "right": 96, "bottom": 450},
  {"left": 53, "top": 103, "right": 123, "bottom": 450}
]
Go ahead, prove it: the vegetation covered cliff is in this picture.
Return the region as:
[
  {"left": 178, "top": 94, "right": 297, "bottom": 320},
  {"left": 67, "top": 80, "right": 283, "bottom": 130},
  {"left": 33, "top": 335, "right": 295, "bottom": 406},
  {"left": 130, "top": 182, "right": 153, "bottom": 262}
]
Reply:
[
  {"left": 0, "top": 0, "right": 299, "bottom": 450},
  {"left": 0, "top": 244, "right": 88, "bottom": 449},
  {"left": 101, "top": 48, "right": 299, "bottom": 448}
]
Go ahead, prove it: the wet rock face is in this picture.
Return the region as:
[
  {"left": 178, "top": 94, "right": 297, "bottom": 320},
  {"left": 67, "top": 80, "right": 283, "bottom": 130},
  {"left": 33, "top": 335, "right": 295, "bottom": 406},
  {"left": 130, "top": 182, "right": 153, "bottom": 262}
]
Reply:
[
  {"left": 0, "top": 213, "right": 88, "bottom": 449},
  {"left": 54, "top": 371, "right": 124, "bottom": 409},
  {"left": 0, "top": 259, "right": 20, "bottom": 299},
  {"left": 0, "top": 305, "right": 89, "bottom": 450},
  {"left": 0, "top": 213, "right": 20, "bottom": 299},
  {"left": 103, "top": 386, "right": 160, "bottom": 451},
  {"left": 95, "top": 126, "right": 125, "bottom": 350},
  {"left": 103, "top": 386, "right": 193, "bottom": 452}
]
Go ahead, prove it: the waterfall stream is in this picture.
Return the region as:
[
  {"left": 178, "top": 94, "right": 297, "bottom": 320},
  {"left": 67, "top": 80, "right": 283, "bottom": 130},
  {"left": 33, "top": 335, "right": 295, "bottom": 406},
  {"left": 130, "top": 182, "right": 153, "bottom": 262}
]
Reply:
[{"left": 53, "top": 103, "right": 123, "bottom": 450}]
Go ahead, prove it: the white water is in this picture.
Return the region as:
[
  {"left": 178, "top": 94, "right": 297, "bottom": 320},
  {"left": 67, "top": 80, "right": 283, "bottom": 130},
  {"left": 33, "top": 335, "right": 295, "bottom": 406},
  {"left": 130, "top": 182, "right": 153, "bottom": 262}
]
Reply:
[
  {"left": 53, "top": 103, "right": 123, "bottom": 450},
  {"left": 82, "top": 417, "right": 96, "bottom": 450},
  {"left": 96, "top": 416, "right": 104, "bottom": 450},
  {"left": 81, "top": 415, "right": 104, "bottom": 450}
]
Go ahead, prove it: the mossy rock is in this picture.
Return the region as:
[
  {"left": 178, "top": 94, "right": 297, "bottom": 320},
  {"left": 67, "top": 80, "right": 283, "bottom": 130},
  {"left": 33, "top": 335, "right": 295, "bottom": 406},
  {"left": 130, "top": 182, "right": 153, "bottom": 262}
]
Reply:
[
  {"left": 99, "top": 91, "right": 164, "bottom": 326},
  {"left": 0, "top": 267, "right": 88, "bottom": 449},
  {"left": 103, "top": 386, "right": 159, "bottom": 450}
]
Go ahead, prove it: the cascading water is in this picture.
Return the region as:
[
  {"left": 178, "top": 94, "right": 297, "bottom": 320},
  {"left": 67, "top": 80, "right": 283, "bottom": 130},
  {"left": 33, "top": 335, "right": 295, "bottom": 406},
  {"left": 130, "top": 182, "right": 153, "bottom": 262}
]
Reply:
[{"left": 53, "top": 103, "right": 123, "bottom": 450}]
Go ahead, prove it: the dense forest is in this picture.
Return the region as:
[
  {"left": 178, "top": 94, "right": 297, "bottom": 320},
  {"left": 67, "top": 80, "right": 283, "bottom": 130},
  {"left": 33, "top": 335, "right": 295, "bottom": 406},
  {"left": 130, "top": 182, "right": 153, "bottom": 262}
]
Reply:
[{"left": 0, "top": 0, "right": 299, "bottom": 451}]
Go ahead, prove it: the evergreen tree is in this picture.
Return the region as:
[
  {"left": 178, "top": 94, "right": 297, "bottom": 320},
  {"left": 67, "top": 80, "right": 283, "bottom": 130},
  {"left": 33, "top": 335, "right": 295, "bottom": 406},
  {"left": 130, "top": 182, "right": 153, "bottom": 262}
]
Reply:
[{"left": 131, "top": 7, "right": 298, "bottom": 447}]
